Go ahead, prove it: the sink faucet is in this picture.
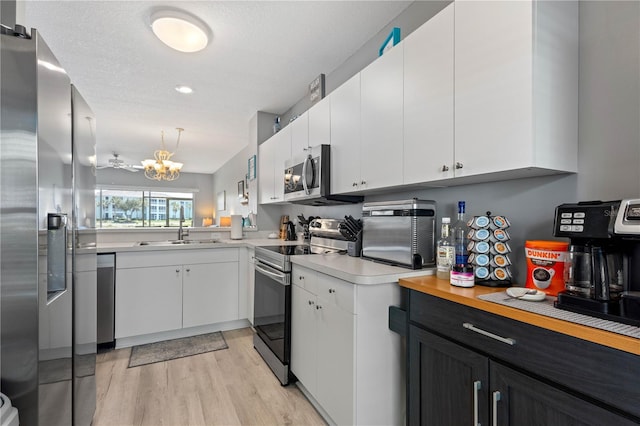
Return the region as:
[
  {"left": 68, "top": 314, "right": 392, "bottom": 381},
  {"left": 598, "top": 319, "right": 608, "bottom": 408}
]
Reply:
[{"left": 178, "top": 205, "right": 189, "bottom": 240}]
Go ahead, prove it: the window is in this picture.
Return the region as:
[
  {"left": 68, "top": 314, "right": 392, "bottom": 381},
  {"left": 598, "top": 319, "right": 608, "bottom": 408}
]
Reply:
[{"left": 95, "top": 189, "right": 194, "bottom": 228}]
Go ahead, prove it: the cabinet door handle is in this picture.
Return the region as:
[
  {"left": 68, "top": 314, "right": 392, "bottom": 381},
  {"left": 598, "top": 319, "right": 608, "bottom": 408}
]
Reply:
[
  {"left": 361, "top": 180, "right": 366, "bottom": 185},
  {"left": 441, "top": 165, "right": 449, "bottom": 172},
  {"left": 308, "top": 300, "right": 314, "bottom": 306},
  {"left": 176, "top": 268, "right": 180, "bottom": 273},
  {"left": 462, "top": 323, "right": 516, "bottom": 346},
  {"left": 316, "top": 305, "right": 322, "bottom": 310},
  {"left": 186, "top": 268, "right": 190, "bottom": 273},
  {"left": 299, "top": 276, "right": 304, "bottom": 280},
  {"left": 473, "top": 380, "right": 481, "bottom": 426},
  {"left": 328, "top": 288, "right": 335, "bottom": 293},
  {"left": 352, "top": 182, "right": 358, "bottom": 187},
  {"left": 492, "top": 391, "right": 501, "bottom": 426},
  {"left": 455, "top": 162, "right": 464, "bottom": 169}
]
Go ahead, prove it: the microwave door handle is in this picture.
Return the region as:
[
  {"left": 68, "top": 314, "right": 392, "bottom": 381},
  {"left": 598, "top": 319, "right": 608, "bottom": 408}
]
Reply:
[{"left": 302, "top": 155, "right": 311, "bottom": 195}]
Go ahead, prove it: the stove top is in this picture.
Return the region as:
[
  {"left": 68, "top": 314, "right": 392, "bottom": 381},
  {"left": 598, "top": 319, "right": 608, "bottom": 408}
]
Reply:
[{"left": 258, "top": 244, "right": 312, "bottom": 256}]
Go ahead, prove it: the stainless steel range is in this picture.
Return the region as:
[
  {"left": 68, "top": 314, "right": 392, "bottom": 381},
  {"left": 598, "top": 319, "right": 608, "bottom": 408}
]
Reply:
[
  {"left": 253, "top": 244, "right": 308, "bottom": 385},
  {"left": 253, "top": 219, "right": 349, "bottom": 385}
]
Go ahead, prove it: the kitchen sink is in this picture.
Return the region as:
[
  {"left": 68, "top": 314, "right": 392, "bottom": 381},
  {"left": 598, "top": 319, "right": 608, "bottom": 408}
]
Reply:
[{"left": 135, "top": 239, "right": 219, "bottom": 246}]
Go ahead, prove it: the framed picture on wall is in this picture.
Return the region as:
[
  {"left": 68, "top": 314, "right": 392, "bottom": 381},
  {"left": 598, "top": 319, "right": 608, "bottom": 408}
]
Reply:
[
  {"left": 248, "top": 155, "right": 256, "bottom": 181},
  {"left": 238, "top": 180, "right": 245, "bottom": 199},
  {"left": 217, "top": 191, "right": 226, "bottom": 211}
]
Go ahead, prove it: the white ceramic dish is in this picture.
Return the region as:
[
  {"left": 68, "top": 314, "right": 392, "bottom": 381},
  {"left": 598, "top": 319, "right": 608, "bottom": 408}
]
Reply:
[{"left": 506, "top": 287, "right": 547, "bottom": 302}]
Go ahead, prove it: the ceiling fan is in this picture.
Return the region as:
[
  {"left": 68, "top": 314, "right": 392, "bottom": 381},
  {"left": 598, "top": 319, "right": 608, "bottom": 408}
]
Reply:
[{"left": 96, "top": 153, "right": 141, "bottom": 172}]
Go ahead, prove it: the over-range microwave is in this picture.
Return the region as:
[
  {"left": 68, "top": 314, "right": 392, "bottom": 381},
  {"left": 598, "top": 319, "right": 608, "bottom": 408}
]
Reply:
[{"left": 283, "top": 144, "right": 362, "bottom": 206}]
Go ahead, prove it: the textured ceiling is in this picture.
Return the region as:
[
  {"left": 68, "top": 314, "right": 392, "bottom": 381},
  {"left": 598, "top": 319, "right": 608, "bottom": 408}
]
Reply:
[{"left": 21, "top": 1, "right": 412, "bottom": 174}]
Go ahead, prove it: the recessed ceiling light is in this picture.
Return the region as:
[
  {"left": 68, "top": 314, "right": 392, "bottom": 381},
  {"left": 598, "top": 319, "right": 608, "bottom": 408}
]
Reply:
[
  {"left": 175, "top": 85, "right": 193, "bottom": 94},
  {"left": 150, "top": 10, "right": 210, "bottom": 53}
]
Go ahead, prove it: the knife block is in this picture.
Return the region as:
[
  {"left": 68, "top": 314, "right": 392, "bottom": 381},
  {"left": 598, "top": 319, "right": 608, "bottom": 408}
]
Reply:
[{"left": 347, "top": 233, "right": 362, "bottom": 257}]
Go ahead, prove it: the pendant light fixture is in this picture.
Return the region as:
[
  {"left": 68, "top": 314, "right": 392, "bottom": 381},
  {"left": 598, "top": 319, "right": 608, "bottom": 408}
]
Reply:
[
  {"left": 141, "top": 128, "right": 184, "bottom": 181},
  {"left": 150, "top": 10, "right": 210, "bottom": 53}
]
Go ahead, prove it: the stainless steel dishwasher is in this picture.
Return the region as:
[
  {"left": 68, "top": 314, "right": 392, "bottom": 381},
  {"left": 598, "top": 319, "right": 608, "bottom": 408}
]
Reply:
[{"left": 97, "top": 253, "right": 115, "bottom": 348}]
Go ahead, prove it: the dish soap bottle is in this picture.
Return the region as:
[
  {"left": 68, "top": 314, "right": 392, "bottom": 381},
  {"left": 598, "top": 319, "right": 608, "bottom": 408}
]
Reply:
[{"left": 436, "top": 217, "right": 454, "bottom": 280}]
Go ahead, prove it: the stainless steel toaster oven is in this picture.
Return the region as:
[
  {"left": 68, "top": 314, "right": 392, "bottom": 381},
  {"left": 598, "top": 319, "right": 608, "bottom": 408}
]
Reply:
[{"left": 362, "top": 199, "right": 436, "bottom": 269}]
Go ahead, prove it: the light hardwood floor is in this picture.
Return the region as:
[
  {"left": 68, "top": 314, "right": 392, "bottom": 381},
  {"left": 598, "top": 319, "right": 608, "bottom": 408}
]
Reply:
[{"left": 94, "top": 328, "right": 327, "bottom": 426}]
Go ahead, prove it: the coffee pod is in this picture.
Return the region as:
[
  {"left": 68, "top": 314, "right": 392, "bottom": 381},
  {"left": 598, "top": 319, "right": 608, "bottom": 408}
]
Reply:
[
  {"left": 490, "top": 229, "right": 510, "bottom": 243},
  {"left": 490, "top": 242, "right": 511, "bottom": 255},
  {"left": 469, "top": 216, "right": 491, "bottom": 230},
  {"left": 490, "top": 254, "right": 511, "bottom": 268},
  {"left": 491, "top": 216, "right": 510, "bottom": 229},
  {"left": 475, "top": 266, "right": 490, "bottom": 280},
  {"left": 468, "top": 228, "right": 490, "bottom": 241},
  {"left": 473, "top": 253, "right": 490, "bottom": 267},
  {"left": 467, "top": 253, "right": 476, "bottom": 264},
  {"left": 491, "top": 267, "right": 510, "bottom": 281},
  {"left": 474, "top": 241, "right": 491, "bottom": 254}
]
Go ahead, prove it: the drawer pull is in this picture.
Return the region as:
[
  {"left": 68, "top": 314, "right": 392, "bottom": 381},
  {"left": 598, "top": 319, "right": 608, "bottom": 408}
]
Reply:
[
  {"left": 473, "top": 380, "right": 481, "bottom": 426},
  {"left": 492, "top": 390, "right": 501, "bottom": 426},
  {"left": 463, "top": 322, "right": 516, "bottom": 346}
]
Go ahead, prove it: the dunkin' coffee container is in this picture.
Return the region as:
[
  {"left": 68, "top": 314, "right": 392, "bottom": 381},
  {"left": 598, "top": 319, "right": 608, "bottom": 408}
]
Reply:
[{"left": 525, "top": 240, "right": 569, "bottom": 295}]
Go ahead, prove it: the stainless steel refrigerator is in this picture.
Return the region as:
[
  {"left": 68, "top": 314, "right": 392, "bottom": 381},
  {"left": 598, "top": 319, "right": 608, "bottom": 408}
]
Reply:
[{"left": 0, "top": 27, "right": 97, "bottom": 426}]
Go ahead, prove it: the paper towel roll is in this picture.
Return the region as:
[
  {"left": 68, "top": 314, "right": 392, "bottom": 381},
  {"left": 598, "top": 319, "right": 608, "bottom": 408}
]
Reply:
[{"left": 231, "top": 215, "right": 243, "bottom": 240}]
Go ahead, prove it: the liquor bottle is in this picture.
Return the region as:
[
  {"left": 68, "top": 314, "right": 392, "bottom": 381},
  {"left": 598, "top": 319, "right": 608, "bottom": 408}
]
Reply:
[
  {"left": 453, "top": 201, "right": 469, "bottom": 266},
  {"left": 436, "top": 217, "right": 454, "bottom": 280}
]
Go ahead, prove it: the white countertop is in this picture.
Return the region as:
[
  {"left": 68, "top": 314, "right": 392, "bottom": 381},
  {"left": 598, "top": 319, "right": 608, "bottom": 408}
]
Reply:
[
  {"left": 97, "top": 238, "right": 300, "bottom": 253},
  {"left": 98, "top": 239, "right": 435, "bottom": 285},
  {"left": 291, "top": 253, "right": 435, "bottom": 285}
]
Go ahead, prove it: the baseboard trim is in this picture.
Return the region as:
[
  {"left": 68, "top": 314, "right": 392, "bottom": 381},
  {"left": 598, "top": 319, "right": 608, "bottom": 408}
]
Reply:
[{"left": 295, "top": 381, "right": 336, "bottom": 426}]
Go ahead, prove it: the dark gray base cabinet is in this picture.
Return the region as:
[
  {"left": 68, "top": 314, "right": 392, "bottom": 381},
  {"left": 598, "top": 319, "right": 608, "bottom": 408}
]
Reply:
[{"left": 406, "top": 291, "right": 640, "bottom": 425}]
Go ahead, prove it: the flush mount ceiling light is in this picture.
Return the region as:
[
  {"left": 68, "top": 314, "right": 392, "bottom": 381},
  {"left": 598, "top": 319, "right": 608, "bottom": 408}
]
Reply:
[
  {"left": 150, "top": 10, "right": 210, "bottom": 53},
  {"left": 141, "top": 128, "right": 185, "bottom": 181}
]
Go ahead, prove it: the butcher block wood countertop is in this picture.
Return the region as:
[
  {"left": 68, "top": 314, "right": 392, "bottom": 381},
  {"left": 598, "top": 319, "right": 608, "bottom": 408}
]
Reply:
[{"left": 399, "top": 275, "right": 640, "bottom": 356}]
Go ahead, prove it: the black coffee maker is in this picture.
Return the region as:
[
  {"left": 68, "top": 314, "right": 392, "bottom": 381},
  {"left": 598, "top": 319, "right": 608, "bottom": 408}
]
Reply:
[{"left": 553, "top": 200, "right": 640, "bottom": 325}]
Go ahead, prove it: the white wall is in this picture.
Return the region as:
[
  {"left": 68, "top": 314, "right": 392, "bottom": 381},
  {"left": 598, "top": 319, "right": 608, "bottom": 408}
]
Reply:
[{"left": 212, "top": 111, "right": 276, "bottom": 228}]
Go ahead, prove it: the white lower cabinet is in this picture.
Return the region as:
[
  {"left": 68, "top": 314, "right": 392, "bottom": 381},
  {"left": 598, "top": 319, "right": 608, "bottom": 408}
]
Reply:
[
  {"left": 115, "top": 249, "right": 239, "bottom": 340},
  {"left": 183, "top": 262, "right": 238, "bottom": 328},
  {"left": 291, "top": 265, "right": 402, "bottom": 426},
  {"left": 116, "top": 265, "right": 183, "bottom": 338}
]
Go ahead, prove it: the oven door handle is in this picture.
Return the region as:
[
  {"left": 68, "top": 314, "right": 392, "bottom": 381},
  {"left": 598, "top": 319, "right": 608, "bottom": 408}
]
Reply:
[{"left": 255, "top": 262, "right": 289, "bottom": 286}]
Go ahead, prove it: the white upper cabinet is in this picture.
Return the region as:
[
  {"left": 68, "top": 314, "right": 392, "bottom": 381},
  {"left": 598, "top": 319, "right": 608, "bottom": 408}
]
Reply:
[
  {"left": 404, "top": 4, "right": 454, "bottom": 184},
  {"left": 258, "top": 125, "right": 291, "bottom": 204},
  {"left": 290, "top": 111, "right": 309, "bottom": 158},
  {"left": 308, "top": 95, "right": 331, "bottom": 147},
  {"left": 453, "top": 0, "right": 578, "bottom": 179},
  {"left": 360, "top": 42, "right": 404, "bottom": 191},
  {"left": 330, "top": 73, "right": 362, "bottom": 194}
]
